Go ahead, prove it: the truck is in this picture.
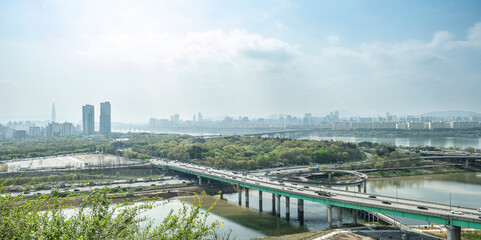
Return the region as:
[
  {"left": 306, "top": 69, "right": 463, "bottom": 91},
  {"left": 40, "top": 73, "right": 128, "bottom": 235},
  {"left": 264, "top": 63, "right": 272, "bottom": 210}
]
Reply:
[
  {"left": 317, "top": 191, "right": 333, "bottom": 197},
  {"left": 308, "top": 167, "right": 319, "bottom": 172}
]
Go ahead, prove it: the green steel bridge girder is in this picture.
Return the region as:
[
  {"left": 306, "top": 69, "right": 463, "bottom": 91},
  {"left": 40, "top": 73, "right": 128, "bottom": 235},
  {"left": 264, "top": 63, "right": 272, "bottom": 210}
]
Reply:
[{"left": 158, "top": 165, "right": 481, "bottom": 230}]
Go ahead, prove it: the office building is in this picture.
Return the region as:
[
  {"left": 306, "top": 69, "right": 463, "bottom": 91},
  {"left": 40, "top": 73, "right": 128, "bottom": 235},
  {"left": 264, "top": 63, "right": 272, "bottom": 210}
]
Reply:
[
  {"left": 100, "top": 101, "right": 111, "bottom": 135},
  {"left": 82, "top": 104, "right": 95, "bottom": 135},
  {"left": 51, "top": 103, "right": 56, "bottom": 122}
]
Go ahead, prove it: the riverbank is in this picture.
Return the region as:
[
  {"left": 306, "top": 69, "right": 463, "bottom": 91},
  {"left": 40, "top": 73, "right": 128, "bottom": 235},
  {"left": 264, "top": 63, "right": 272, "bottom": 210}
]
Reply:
[
  {"left": 364, "top": 164, "right": 478, "bottom": 179},
  {"left": 412, "top": 225, "right": 481, "bottom": 240}
]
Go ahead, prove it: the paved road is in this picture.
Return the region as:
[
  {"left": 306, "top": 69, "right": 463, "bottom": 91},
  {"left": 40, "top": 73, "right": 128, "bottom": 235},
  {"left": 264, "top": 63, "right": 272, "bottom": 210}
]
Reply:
[{"left": 154, "top": 160, "right": 481, "bottom": 226}]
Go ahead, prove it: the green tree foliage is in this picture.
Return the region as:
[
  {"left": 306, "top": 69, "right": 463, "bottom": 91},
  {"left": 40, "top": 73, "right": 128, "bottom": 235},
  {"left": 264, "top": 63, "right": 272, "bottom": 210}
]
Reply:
[
  {"left": 0, "top": 187, "right": 221, "bottom": 239},
  {"left": 0, "top": 133, "right": 366, "bottom": 170},
  {"left": 128, "top": 135, "right": 365, "bottom": 170},
  {"left": 465, "top": 147, "right": 475, "bottom": 153}
]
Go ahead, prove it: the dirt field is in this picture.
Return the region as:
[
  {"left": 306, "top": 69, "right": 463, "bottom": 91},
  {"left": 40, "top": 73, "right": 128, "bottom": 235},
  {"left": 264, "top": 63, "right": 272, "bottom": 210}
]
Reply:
[{"left": 6, "top": 154, "right": 142, "bottom": 172}]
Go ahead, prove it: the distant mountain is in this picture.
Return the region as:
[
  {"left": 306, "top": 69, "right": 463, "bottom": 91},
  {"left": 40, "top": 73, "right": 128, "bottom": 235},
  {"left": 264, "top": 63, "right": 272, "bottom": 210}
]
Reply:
[{"left": 419, "top": 110, "right": 481, "bottom": 118}]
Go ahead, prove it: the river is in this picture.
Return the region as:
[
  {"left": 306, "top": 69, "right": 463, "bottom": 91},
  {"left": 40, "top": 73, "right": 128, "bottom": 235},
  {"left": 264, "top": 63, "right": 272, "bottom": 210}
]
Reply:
[
  {"left": 302, "top": 135, "right": 481, "bottom": 150},
  {"left": 140, "top": 172, "right": 481, "bottom": 239}
]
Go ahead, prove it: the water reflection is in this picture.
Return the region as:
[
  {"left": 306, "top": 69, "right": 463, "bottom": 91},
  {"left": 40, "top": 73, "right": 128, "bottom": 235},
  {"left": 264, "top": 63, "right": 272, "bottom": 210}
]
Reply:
[
  {"left": 303, "top": 135, "right": 481, "bottom": 149},
  {"left": 221, "top": 190, "right": 353, "bottom": 234}
]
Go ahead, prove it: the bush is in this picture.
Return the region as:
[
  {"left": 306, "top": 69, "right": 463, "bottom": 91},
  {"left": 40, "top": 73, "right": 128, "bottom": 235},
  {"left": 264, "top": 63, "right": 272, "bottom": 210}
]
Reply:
[{"left": 0, "top": 186, "right": 222, "bottom": 239}]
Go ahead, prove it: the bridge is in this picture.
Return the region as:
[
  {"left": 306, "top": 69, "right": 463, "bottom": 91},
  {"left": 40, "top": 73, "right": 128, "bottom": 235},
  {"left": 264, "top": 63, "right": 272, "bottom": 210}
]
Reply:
[
  {"left": 242, "top": 129, "right": 316, "bottom": 138},
  {"left": 153, "top": 160, "right": 481, "bottom": 240}
]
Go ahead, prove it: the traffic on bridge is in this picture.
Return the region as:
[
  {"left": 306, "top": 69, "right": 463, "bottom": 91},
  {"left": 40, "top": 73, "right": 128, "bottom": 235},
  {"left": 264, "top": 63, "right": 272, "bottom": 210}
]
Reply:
[{"left": 153, "top": 159, "right": 481, "bottom": 240}]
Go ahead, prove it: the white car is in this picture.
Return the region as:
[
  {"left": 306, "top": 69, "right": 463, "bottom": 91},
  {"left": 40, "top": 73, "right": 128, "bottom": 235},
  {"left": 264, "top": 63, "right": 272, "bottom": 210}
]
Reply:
[{"left": 451, "top": 210, "right": 463, "bottom": 215}]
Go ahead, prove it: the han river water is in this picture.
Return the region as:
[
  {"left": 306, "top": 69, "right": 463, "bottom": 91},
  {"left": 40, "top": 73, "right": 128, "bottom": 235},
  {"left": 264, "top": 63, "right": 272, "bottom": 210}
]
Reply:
[{"left": 139, "top": 134, "right": 481, "bottom": 239}]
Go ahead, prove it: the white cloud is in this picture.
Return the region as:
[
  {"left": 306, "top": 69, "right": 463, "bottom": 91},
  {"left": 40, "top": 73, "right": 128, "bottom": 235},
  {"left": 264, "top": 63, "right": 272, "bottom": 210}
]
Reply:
[{"left": 76, "top": 29, "right": 298, "bottom": 72}]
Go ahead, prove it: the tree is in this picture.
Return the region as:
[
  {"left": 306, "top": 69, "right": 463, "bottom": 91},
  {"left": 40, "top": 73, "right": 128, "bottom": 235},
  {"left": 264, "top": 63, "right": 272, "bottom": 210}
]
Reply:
[
  {"left": 464, "top": 147, "right": 475, "bottom": 154},
  {"left": 0, "top": 187, "right": 222, "bottom": 239}
]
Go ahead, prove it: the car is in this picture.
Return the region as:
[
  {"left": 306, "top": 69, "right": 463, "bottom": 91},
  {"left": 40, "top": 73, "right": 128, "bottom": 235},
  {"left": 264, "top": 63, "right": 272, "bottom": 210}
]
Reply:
[
  {"left": 297, "top": 187, "right": 304, "bottom": 191},
  {"left": 368, "top": 195, "right": 377, "bottom": 199},
  {"left": 303, "top": 185, "right": 309, "bottom": 189},
  {"left": 417, "top": 206, "right": 429, "bottom": 210},
  {"left": 151, "top": 184, "right": 156, "bottom": 186},
  {"left": 451, "top": 210, "right": 463, "bottom": 215},
  {"left": 280, "top": 183, "right": 285, "bottom": 186},
  {"left": 382, "top": 201, "right": 392, "bottom": 205},
  {"left": 314, "top": 190, "right": 320, "bottom": 194},
  {"left": 477, "top": 208, "right": 481, "bottom": 212},
  {"left": 318, "top": 191, "right": 332, "bottom": 197},
  {"left": 255, "top": 182, "right": 260, "bottom": 185},
  {"left": 479, "top": 216, "right": 481, "bottom": 219},
  {"left": 292, "top": 183, "right": 297, "bottom": 186},
  {"left": 74, "top": 189, "right": 80, "bottom": 192}
]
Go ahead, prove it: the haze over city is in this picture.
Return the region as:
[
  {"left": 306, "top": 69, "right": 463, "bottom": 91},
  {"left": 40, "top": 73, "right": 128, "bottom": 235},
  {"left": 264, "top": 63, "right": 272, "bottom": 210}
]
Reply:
[{"left": 1, "top": 0, "right": 481, "bottom": 123}]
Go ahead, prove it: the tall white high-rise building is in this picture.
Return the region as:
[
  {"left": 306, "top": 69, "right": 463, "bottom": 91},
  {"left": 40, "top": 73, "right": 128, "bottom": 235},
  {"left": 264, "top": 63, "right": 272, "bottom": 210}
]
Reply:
[
  {"left": 82, "top": 104, "right": 95, "bottom": 135},
  {"left": 51, "top": 103, "right": 56, "bottom": 122},
  {"left": 100, "top": 102, "right": 111, "bottom": 135}
]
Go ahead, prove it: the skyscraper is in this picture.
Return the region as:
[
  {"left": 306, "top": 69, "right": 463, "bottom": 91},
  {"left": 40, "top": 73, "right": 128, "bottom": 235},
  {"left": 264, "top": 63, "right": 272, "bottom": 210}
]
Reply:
[
  {"left": 197, "top": 112, "right": 203, "bottom": 122},
  {"left": 51, "top": 103, "right": 56, "bottom": 122},
  {"left": 82, "top": 104, "right": 95, "bottom": 135},
  {"left": 100, "top": 101, "right": 111, "bottom": 135}
]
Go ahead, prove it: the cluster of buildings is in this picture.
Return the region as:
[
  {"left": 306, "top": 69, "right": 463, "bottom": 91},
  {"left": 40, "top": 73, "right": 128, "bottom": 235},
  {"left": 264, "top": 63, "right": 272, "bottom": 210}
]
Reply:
[
  {"left": 0, "top": 102, "right": 111, "bottom": 140},
  {"left": 148, "top": 112, "right": 481, "bottom": 131},
  {"left": 82, "top": 101, "right": 111, "bottom": 136}
]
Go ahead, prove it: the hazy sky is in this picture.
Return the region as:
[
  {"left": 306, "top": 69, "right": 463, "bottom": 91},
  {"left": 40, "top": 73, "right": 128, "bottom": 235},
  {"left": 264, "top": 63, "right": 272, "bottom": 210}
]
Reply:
[{"left": 1, "top": 0, "right": 481, "bottom": 123}]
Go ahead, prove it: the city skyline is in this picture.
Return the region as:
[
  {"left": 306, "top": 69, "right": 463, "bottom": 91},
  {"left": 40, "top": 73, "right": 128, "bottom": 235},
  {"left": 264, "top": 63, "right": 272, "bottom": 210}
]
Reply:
[
  {"left": 1, "top": 1, "right": 481, "bottom": 123},
  {"left": 2, "top": 105, "right": 481, "bottom": 125}
]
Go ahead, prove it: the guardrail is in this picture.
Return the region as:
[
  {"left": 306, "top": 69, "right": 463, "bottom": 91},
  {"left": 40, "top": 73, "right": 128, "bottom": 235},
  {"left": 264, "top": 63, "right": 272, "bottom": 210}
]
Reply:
[{"left": 157, "top": 163, "right": 481, "bottom": 230}]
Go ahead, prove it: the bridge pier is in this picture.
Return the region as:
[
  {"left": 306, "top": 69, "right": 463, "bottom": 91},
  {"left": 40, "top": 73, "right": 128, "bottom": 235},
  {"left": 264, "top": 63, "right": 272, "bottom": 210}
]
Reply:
[
  {"left": 272, "top": 193, "right": 276, "bottom": 214},
  {"left": 245, "top": 188, "right": 249, "bottom": 208},
  {"left": 327, "top": 205, "right": 333, "bottom": 229},
  {"left": 276, "top": 194, "right": 281, "bottom": 217},
  {"left": 352, "top": 209, "right": 358, "bottom": 225},
  {"left": 328, "top": 172, "right": 332, "bottom": 182},
  {"left": 198, "top": 176, "right": 202, "bottom": 185},
  {"left": 259, "top": 190, "right": 263, "bottom": 212},
  {"left": 298, "top": 199, "right": 304, "bottom": 225},
  {"left": 364, "top": 181, "right": 367, "bottom": 193},
  {"left": 446, "top": 225, "right": 461, "bottom": 240},
  {"left": 285, "top": 196, "right": 290, "bottom": 220},
  {"left": 465, "top": 159, "right": 469, "bottom": 168},
  {"left": 207, "top": 178, "right": 211, "bottom": 184},
  {"left": 357, "top": 184, "right": 361, "bottom": 192},
  {"left": 238, "top": 185, "right": 242, "bottom": 205},
  {"left": 337, "top": 207, "right": 343, "bottom": 227}
]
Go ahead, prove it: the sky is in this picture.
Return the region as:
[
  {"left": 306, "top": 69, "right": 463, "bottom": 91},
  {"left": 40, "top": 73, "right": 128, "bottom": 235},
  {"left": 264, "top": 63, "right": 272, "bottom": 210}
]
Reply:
[{"left": 1, "top": 0, "right": 481, "bottom": 123}]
